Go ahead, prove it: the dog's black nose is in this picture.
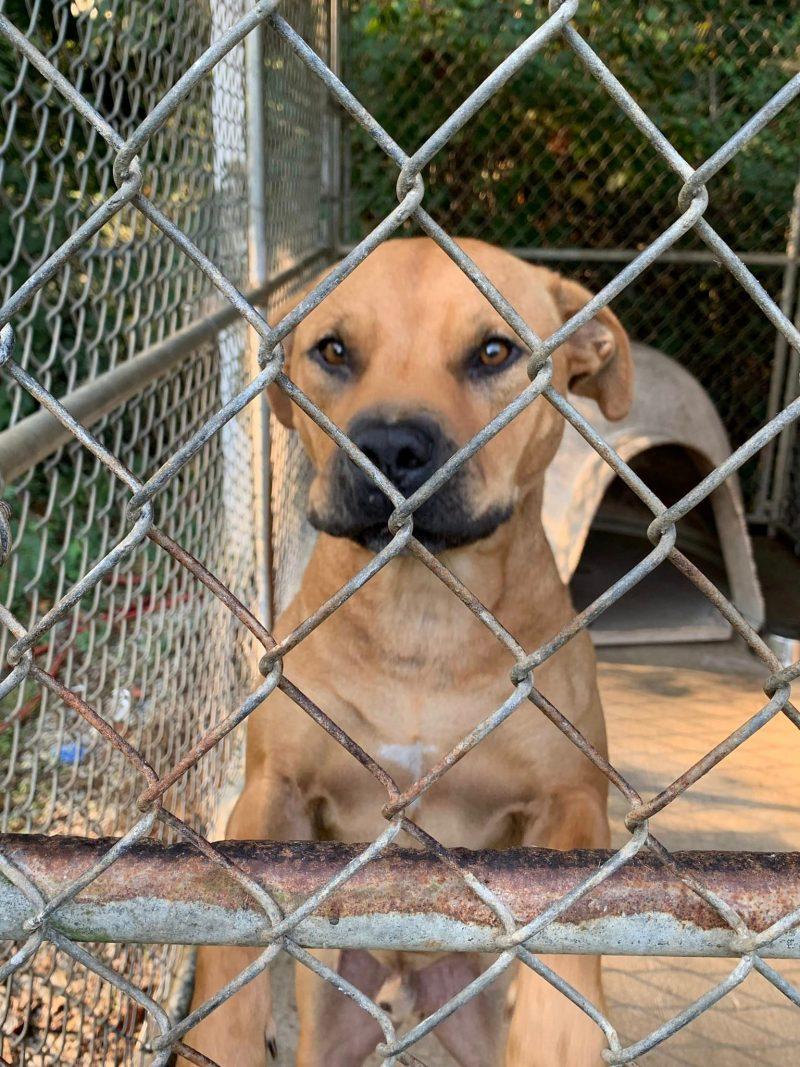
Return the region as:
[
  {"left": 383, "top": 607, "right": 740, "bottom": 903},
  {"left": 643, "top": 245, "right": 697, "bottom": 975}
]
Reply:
[{"left": 351, "top": 417, "right": 440, "bottom": 494}]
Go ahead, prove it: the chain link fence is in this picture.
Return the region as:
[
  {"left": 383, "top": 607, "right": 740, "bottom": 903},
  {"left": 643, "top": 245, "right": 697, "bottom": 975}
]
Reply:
[
  {"left": 342, "top": 0, "right": 800, "bottom": 546},
  {"left": 0, "top": 1, "right": 798, "bottom": 1064},
  {"left": 0, "top": 0, "right": 329, "bottom": 1060}
]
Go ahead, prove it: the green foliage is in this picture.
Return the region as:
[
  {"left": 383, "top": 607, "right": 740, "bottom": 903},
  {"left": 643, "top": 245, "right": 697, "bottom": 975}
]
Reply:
[
  {"left": 0, "top": 0, "right": 217, "bottom": 624},
  {"left": 345, "top": 0, "right": 799, "bottom": 249}
]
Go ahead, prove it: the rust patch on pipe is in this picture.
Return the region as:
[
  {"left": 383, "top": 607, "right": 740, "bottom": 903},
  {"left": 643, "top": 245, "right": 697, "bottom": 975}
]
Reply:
[{"left": 2, "top": 834, "right": 800, "bottom": 936}]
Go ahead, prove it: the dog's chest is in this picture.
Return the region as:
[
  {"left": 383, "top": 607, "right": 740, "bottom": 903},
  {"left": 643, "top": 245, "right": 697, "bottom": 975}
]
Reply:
[
  {"left": 376, "top": 739, "right": 438, "bottom": 782},
  {"left": 351, "top": 679, "right": 498, "bottom": 776},
  {"left": 305, "top": 679, "right": 542, "bottom": 844}
]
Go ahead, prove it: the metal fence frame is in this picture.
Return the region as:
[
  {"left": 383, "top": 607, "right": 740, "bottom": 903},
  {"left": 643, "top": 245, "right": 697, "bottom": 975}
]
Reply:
[{"left": 0, "top": 1, "right": 799, "bottom": 1064}]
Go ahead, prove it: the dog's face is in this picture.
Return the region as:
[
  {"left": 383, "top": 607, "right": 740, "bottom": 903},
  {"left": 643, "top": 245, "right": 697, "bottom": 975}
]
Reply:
[{"left": 269, "top": 238, "right": 632, "bottom": 553}]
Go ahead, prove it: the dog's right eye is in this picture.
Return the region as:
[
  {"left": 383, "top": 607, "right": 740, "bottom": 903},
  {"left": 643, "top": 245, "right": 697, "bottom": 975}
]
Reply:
[{"left": 311, "top": 336, "right": 349, "bottom": 370}]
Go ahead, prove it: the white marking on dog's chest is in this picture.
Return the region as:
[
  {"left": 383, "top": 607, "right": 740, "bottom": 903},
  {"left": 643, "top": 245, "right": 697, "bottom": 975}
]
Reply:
[{"left": 378, "top": 742, "right": 437, "bottom": 781}]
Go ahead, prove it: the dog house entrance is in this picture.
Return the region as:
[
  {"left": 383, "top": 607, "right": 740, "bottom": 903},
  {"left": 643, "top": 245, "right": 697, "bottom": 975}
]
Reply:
[{"left": 573, "top": 446, "right": 735, "bottom": 645}]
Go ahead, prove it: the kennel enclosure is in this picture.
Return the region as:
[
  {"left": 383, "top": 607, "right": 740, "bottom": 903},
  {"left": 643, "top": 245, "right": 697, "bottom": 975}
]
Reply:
[{"left": 0, "top": 1, "right": 799, "bottom": 1064}]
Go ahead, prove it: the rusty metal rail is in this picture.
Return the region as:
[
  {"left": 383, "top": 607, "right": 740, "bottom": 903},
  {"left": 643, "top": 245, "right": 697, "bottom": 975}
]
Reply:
[
  {"left": 4, "top": 835, "right": 800, "bottom": 959},
  {"left": 0, "top": 1, "right": 799, "bottom": 1065}
]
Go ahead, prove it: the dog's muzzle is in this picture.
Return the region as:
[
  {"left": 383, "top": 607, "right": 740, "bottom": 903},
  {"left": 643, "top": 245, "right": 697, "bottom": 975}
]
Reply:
[{"left": 309, "top": 414, "right": 512, "bottom": 553}]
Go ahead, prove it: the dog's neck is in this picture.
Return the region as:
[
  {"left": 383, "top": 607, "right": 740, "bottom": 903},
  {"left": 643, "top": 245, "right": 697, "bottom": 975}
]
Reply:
[{"left": 291, "top": 483, "right": 574, "bottom": 673}]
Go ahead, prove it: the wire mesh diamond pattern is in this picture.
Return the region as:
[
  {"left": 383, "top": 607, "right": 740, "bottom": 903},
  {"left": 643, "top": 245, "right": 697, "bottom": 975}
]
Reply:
[{"left": 0, "top": 1, "right": 798, "bottom": 1065}]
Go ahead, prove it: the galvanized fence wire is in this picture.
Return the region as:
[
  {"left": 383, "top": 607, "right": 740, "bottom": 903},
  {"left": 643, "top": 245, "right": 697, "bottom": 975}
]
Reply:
[
  {"left": 340, "top": 0, "right": 800, "bottom": 545},
  {"left": 0, "top": 0, "right": 273, "bottom": 1059},
  {"left": 0, "top": 0, "right": 799, "bottom": 1064}
]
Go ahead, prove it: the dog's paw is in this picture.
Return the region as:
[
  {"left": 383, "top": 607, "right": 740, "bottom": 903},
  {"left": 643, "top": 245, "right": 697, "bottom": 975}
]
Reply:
[
  {"left": 265, "top": 1027, "right": 278, "bottom": 1059},
  {"left": 375, "top": 972, "right": 417, "bottom": 1027},
  {"left": 505, "top": 974, "right": 518, "bottom": 1019}
]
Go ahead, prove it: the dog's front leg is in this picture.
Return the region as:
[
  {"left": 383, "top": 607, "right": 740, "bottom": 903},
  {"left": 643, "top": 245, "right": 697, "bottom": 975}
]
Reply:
[
  {"left": 294, "top": 948, "right": 390, "bottom": 1066},
  {"left": 413, "top": 953, "right": 504, "bottom": 1066},
  {"left": 182, "top": 771, "right": 313, "bottom": 1067},
  {"left": 504, "top": 787, "right": 610, "bottom": 1067}
]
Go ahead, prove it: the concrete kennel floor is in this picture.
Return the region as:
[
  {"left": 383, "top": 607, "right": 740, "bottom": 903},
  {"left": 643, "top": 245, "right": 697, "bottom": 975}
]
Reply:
[{"left": 266, "top": 642, "right": 800, "bottom": 1065}]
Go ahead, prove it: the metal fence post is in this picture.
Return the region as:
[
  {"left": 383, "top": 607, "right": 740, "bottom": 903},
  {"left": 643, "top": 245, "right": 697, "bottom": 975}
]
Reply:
[
  {"left": 246, "top": 18, "right": 275, "bottom": 629},
  {"left": 754, "top": 164, "right": 800, "bottom": 529},
  {"left": 324, "top": 0, "right": 344, "bottom": 255}
]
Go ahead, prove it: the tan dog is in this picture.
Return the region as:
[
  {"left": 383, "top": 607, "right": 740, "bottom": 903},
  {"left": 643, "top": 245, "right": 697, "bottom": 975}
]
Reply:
[{"left": 185, "top": 238, "right": 632, "bottom": 1066}]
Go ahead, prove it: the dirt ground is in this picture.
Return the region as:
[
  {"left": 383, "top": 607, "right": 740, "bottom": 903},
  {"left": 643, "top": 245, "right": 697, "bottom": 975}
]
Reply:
[{"left": 261, "top": 638, "right": 800, "bottom": 1066}]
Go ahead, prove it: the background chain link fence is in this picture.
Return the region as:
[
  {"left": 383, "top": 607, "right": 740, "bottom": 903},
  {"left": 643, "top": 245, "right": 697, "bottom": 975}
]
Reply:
[
  {"left": 0, "top": 0, "right": 329, "bottom": 1060},
  {"left": 342, "top": 0, "right": 800, "bottom": 547},
  {"left": 0, "top": 1, "right": 797, "bottom": 1065}
]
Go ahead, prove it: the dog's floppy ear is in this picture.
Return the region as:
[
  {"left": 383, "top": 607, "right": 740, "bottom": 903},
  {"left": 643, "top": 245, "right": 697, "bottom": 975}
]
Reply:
[
  {"left": 549, "top": 275, "right": 633, "bottom": 421},
  {"left": 265, "top": 296, "right": 298, "bottom": 429}
]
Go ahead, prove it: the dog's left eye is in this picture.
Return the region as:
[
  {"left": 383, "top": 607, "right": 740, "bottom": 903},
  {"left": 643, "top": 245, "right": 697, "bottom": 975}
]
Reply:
[
  {"left": 480, "top": 339, "right": 513, "bottom": 366},
  {"left": 471, "top": 337, "right": 519, "bottom": 375},
  {"left": 312, "top": 336, "right": 349, "bottom": 369}
]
